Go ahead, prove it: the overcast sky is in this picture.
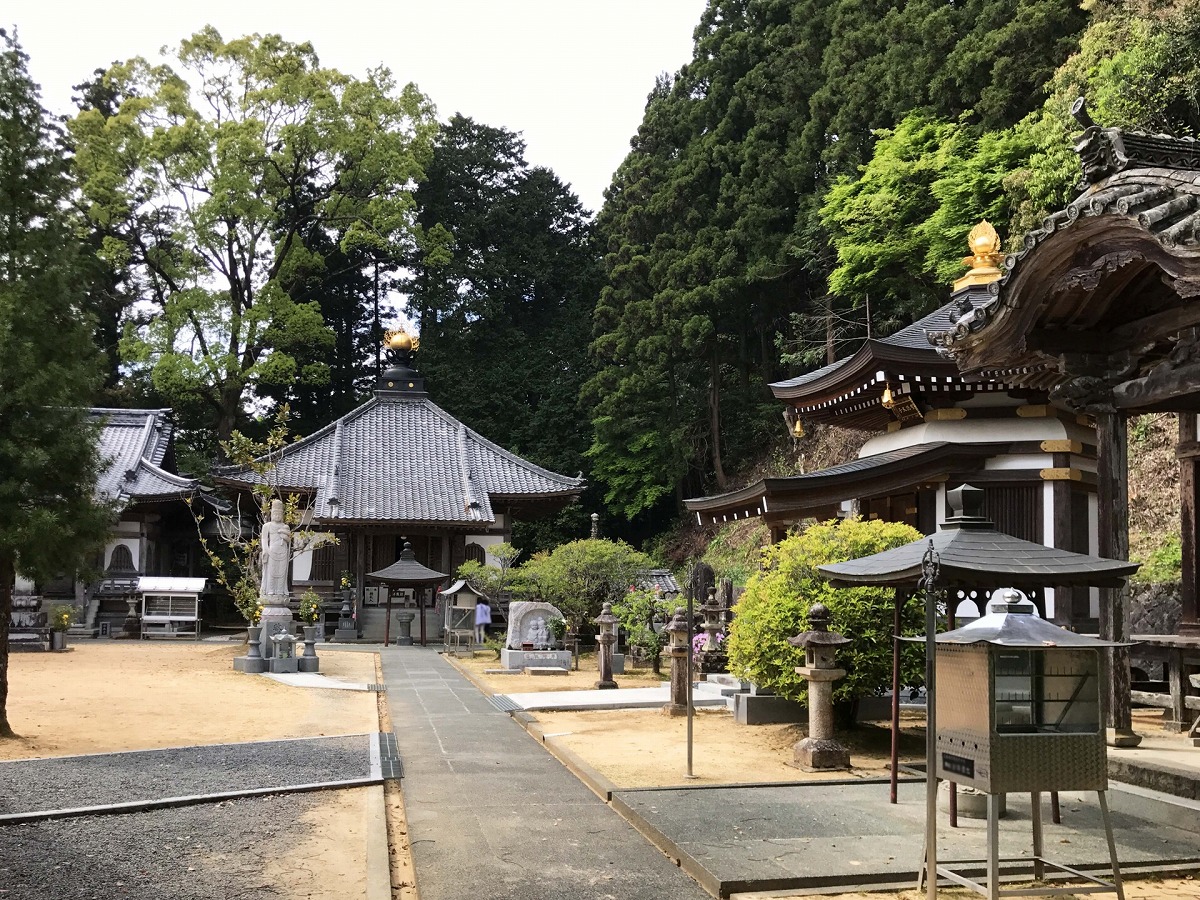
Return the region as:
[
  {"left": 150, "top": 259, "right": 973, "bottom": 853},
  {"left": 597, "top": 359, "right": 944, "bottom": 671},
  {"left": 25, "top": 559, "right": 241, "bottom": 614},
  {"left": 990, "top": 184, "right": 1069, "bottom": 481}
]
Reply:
[{"left": 13, "top": 1, "right": 707, "bottom": 215}]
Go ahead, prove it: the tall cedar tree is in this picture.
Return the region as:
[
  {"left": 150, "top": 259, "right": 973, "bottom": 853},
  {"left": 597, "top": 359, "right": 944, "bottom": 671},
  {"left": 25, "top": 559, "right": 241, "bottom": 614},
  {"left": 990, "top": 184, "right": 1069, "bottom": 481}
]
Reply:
[
  {"left": 0, "top": 29, "right": 113, "bottom": 737},
  {"left": 590, "top": 0, "right": 1089, "bottom": 521},
  {"left": 405, "top": 115, "right": 601, "bottom": 551},
  {"left": 69, "top": 29, "right": 437, "bottom": 464}
]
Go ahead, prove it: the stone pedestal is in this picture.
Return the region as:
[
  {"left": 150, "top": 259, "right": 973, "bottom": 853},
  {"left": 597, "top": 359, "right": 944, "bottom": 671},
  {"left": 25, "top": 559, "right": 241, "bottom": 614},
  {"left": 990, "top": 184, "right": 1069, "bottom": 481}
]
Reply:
[
  {"left": 234, "top": 625, "right": 267, "bottom": 673},
  {"left": 793, "top": 668, "right": 849, "bottom": 770},
  {"left": 298, "top": 625, "right": 320, "bottom": 673},
  {"left": 270, "top": 655, "right": 299, "bottom": 674},
  {"left": 596, "top": 630, "right": 618, "bottom": 690},
  {"left": 259, "top": 604, "right": 294, "bottom": 658},
  {"left": 663, "top": 646, "right": 689, "bottom": 716},
  {"left": 394, "top": 610, "right": 415, "bottom": 646},
  {"left": 500, "top": 648, "right": 572, "bottom": 671}
]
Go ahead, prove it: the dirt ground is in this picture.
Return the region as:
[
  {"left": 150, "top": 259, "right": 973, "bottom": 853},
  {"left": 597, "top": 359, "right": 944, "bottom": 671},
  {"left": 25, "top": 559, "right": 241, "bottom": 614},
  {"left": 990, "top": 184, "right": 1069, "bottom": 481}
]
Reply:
[
  {"left": 1, "top": 641, "right": 378, "bottom": 759},
  {"left": 1, "top": 640, "right": 379, "bottom": 900},
  {"left": 5, "top": 644, "right": 1196, "bottom": 900}
]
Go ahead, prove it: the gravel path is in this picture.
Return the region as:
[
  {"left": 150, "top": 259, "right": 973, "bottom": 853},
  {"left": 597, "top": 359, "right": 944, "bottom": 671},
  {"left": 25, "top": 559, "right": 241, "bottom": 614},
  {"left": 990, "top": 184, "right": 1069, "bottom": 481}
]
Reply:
[
  {"left": 2, "top": 792, "right": 332, "bottom": 899},
  {"left": 0, "top": 735, "right": 371, "bottom": 816}
]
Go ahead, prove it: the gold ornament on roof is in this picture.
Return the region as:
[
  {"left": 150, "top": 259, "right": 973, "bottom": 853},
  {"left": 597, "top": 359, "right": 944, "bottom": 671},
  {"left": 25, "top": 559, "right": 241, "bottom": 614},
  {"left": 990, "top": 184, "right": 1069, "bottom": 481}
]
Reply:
[
  {"left": 385, "top": 328, "right": 419, "bottom": 353},
  {"left": 954, "top": 220, "right": 1005, "bottom": 291}
]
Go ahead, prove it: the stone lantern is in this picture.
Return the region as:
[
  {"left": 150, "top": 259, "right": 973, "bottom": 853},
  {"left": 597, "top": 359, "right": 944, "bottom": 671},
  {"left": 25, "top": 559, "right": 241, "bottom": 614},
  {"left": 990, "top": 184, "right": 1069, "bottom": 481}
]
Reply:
[
  {"left": 697, "top": 586, "right": 728, "bottom": 674},
  {"left": 662, "top": 606, "right": 690, "bottom": 716},
  {"left": 269, "top": 632, "right": 299, "bottom": 674},
  {"left": 788, "top": 603, "right": 851, "bottom": 771},
  {"left": 593, "top": 602, "right": 619, "bottom": 690}
]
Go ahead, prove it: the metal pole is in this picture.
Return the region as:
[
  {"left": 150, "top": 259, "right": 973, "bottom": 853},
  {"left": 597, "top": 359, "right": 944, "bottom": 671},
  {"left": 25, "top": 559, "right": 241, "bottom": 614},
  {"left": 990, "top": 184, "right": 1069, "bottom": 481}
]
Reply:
[
  {"left": 921, "top": 542, "right": 940, "bottom": 900},
  {"left": 890, "top": 590, "right": 903, "bottom": 804},
  {"left": 686, "top": 586, "right": 695, "bottom": 778}
]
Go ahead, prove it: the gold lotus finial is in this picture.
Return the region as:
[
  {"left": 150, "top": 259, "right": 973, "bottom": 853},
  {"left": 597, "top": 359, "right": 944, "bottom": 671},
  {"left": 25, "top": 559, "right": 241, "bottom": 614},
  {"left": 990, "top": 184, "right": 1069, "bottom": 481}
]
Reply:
[
  {"left": 385, "top": 327, "right": 419, "bottom": 353},
  {"left": 954, "top": 220, "right": 1005, "bottom": 291}
]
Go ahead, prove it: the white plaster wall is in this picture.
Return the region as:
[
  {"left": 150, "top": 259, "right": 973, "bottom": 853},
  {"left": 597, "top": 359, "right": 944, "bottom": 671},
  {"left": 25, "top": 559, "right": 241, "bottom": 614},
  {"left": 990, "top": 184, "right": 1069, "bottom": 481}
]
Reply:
[
  {"left": 859, "top": 416, "right": 1094, "bottom": 458},
  {"left": 1042, "top": 480, "right": 1056, "bottom": 619}
]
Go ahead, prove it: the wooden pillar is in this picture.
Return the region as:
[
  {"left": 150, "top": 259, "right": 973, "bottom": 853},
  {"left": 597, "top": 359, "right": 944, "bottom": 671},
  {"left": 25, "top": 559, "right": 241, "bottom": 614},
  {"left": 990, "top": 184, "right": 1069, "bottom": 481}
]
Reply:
[
  {"left": 1096, "top": 412, "right": 1140, "bottom": 745},
  {"left": 1180, "top": 414, "right": 1200, "bottom": 636},
  {"left": 1051, "top": 478, "right": 1075, "bottom": 628}
]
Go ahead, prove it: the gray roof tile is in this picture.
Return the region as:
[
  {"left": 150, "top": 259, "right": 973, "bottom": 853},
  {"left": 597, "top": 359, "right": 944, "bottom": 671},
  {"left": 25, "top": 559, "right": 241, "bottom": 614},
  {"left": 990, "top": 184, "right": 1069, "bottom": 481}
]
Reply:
[
  {"left": 770, "top": 297, "right": 990, "bottom": 391},
  {"left": 218, "top": 395, "right": 584, "bottom": 524},
  {"left": 89, "top": 408, "right": 199, "bottom": 505}
]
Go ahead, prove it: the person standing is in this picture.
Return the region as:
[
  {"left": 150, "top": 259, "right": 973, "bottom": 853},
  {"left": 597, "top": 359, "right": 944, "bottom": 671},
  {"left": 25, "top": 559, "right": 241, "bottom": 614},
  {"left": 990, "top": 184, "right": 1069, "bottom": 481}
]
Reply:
[{"left": 474, "top": 596, "right": 492, "bottom": 644}]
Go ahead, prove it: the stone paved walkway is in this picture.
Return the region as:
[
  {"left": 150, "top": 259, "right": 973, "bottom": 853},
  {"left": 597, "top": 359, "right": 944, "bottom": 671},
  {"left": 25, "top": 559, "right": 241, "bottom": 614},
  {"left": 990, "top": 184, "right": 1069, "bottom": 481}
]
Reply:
[{"left": 380, "top": 645, "right": 710, "bottom": 900}]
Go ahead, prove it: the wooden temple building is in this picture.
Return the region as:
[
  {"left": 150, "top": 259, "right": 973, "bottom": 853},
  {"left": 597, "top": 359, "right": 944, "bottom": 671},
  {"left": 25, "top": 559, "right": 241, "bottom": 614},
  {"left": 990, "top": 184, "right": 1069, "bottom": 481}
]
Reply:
[
  {"left": 689, "top": 99, "right": 1200, "bottom": 739},
  {"left": 685, "top": 288, "right": 1102, "bottom": 629},
  {"left": 216, "top": 331, "right": 585, "bottom": 641},
  {"left": 25, "top": 408, "right": 207, "bottom": 636}
]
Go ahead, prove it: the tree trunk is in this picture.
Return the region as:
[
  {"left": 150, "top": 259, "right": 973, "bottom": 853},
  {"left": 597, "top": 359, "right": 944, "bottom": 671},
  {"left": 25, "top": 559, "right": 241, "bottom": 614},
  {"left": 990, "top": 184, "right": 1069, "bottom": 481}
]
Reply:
[
  {"left": 710, "top": 351, "right": 727, "bottom": 491},
  {"left": 0, "top": 551, "right": 16, "bottom": 738}
]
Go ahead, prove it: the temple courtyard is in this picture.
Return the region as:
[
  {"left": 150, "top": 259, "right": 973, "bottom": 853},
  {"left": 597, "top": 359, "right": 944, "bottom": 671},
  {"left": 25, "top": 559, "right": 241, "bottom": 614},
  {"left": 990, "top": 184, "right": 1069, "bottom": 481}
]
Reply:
[{"left": 1, "top": 641, "right": 1199, "bottom": 898}]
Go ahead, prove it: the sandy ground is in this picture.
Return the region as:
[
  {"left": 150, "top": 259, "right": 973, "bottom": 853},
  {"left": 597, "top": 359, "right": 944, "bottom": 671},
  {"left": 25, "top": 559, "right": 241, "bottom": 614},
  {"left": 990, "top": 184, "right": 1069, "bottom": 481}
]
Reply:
[
  {"left": 532, "top": 707, "right": 915, "bottom": 787},
  {"left": 454, "top": 649, "right": 667, "bottom": 692},
  {"left": 1, "top": 640, "right": 379, "bottom": 900},
  {"left": 1, "top": 641, "right": 378, "bottom": 759}
]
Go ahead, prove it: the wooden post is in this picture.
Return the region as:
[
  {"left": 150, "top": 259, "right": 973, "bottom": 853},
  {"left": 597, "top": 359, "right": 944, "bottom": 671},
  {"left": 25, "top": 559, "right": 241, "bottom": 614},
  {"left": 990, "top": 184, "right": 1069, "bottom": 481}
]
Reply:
[
  {"left": 1050, "top": 479, "right": 1076, "bottom": 628},
  {"left": 1180, "top": 414, "right": 1200, "bottom": 635},
  {"left": 1096, "top": 412, "right": 1140, "bottom": 746}
]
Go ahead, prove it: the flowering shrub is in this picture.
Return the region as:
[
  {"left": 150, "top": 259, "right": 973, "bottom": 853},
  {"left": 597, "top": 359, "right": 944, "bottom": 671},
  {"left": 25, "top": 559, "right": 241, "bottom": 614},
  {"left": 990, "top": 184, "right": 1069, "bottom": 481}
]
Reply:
[
  {"left": 49, "top": 604, "right": 75, "bottom": 633},
  {"left": 693, "top": 631, "right": 725, "bottom": 655},
  {"left": 299, "top": 589, "right": 323, "bottom": 624}
]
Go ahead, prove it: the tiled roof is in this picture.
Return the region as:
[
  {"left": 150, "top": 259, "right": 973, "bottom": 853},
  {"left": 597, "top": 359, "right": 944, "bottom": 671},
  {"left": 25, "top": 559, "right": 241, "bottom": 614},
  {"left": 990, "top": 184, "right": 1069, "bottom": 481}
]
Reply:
[
  {"left": 769, "top": 297, "right": 990, "bottom": 391},
  {"left": 217, "top": 395, "right": 584, "bottom": 524},
  {"left": 90, "top": 408, "right": 199, "bottom": 505}
]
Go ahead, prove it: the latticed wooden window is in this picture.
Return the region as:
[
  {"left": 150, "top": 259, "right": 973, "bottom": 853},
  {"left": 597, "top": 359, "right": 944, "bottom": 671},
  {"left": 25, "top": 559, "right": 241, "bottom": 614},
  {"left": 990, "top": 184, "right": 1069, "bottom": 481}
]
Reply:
[
  {"left": 108, "top": 544, "right": 136, "bottom": 574},
  {"left": 311, "top": 541, "right": 336, "bottom": 582},
  {"left": 464, "top": 543, "right": 486, "bottom": 565}
]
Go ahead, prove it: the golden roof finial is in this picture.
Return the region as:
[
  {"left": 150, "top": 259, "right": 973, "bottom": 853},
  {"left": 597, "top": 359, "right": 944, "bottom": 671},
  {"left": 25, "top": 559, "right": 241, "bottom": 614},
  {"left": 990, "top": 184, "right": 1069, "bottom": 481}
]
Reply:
[
  {"left": 384, "top": 327, "right": 419, "bottom": 353},
  {"left": 954, "top": 220, "right": 1005, "bottom": 291}
]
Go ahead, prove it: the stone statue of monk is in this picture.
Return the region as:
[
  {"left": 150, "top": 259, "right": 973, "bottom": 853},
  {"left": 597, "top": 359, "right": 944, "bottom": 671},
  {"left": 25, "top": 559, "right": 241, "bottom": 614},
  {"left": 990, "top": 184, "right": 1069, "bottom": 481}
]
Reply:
[{"left": 259, "top": 499, "right": 291, "bottom": 600}]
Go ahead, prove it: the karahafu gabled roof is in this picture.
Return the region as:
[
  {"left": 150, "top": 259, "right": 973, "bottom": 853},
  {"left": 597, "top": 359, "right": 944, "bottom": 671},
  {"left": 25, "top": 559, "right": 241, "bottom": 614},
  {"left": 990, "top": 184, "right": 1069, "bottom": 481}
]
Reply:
[{"left": 91, "top": 408, "right": 201, "bottom": 506}]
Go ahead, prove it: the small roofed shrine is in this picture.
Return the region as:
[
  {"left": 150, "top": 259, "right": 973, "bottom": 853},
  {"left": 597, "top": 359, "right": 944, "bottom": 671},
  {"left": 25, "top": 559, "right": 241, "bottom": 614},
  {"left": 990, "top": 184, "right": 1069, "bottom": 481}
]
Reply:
[
  {"left": 685, "top": 225, "right": 1101, "bottom": 629},
  {"left": 926, "top": 98, "right": 1200, "bottom": 740},
  {"left": 819, "top": 488, "right": 1138, "bottom": 900},
  {"left": 216, "top": 330, "right": 584, "bottom": 641}
]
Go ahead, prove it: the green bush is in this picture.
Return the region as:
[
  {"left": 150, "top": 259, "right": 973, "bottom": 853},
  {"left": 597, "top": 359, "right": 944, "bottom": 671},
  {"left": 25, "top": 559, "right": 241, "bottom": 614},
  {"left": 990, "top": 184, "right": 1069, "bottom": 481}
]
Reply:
[{"left": 726, "top": 517, "right": 925, "bottom": 707}]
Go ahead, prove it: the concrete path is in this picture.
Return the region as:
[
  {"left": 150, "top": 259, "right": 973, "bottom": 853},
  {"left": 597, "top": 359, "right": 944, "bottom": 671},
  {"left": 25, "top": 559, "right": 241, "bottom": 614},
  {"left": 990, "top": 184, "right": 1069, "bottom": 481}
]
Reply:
[
  {"left": 379, "top": 645, "right": 710, "bottom": 900},
  {"left": 498, "top": 682, "right": 728, "bottom": 712}
]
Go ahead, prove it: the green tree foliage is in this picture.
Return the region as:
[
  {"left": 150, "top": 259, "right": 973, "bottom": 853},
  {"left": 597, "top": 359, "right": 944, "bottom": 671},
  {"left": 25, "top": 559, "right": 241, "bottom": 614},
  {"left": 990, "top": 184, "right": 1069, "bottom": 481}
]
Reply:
[
  {"left": 405, "top": 115, "right": 600, "bottom": 549},
  {"left": 590, "top": 0, "right": 1092, "bottom": 524},
  {"left": 0, "top": 29, "right": 114, "bottom": 737},
  {"left": 515, "top": 539, "right": 653, "bottom": 633},
  {"left": 726, "top": 518, "right": 923, "bottom": 707},
  {"left": 69, "top": 28, "right": 437, "bottom": 460},
  {"left": 611, "top": 585, "right": 674, "bottom": 673}
]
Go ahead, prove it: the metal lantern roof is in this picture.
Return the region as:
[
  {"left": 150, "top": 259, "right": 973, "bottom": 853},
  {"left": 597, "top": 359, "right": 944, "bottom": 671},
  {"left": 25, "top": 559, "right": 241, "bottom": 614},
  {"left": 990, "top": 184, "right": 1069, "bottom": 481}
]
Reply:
[
  {"left": 818, "top": 485, "right": 1139, "bottom": 589},
  {"left": 367, "top": 541, "right": 448, "bottom": 586},
  {"left": 905, "top": 589, "right": 1129, "bottom": 648}
]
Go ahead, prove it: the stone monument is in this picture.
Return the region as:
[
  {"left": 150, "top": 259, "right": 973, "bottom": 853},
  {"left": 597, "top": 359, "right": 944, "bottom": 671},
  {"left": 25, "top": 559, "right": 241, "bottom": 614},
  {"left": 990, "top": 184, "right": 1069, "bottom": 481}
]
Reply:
[
  {"left": 788, "top": 603, "right": 851, "bottom": 770},
  {"left": 501, "top": 600, "right": 572, "bottom": 671},
  {"left": 258, "top": 498, "right": 295, "bottom": 658}
]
